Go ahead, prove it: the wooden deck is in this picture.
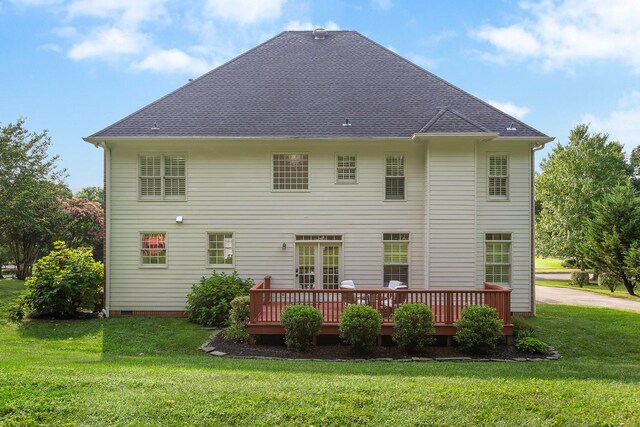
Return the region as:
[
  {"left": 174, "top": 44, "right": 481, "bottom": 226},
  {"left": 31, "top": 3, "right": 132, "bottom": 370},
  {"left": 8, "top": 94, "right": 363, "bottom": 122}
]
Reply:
[{"left": 248, "top": 276, "right": 513, "bottom": 343}]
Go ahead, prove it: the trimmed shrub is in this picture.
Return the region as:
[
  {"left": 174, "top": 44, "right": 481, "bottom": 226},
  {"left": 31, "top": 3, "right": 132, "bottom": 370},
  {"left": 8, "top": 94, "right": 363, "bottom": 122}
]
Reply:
[
  {"left": 24, "top": 241, "right": 104, "bottom": 317},
  {"left": 516, "top": 337, "right": 548, "bottom": 354},
  {"left": 280, "top": 305, "right": 324, "bottom": 352},
  {"left": 228, "top": 295, "right": 251, "bottom": 325},
  {"left": 222, "top": 295, "right": 251, "bottom": 343},
  {"left": 339, "top": 304, "right": 382, "bottom": 353},
  {"left": 186, "top": 272, "right": 253, "bottom": 327},
  {"left": 392, "top": 303, "right": 435, "bottom": 353},
  {"left": 598, "top": 273, "right": 621, "bottom": 293},
  {"left": 454, "top": 305, "right": 503, "bottom": 354},
  {"left": 223, "top": 323, "right": 249, "bottom": 343},
  {"left": 511, "top": 316, "right": 536, "bottom": 339},
  {"left": 561, "top": 258, "right": 578, "bottom": 268},
  {"left": 570, "top": 271, "right": 589, "bottom": 288}
]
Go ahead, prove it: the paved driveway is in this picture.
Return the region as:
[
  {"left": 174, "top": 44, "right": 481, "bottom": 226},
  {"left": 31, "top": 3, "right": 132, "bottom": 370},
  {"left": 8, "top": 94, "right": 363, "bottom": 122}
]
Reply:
[{"left": 536, "top": 285, "right": 640, "bottom": 312}]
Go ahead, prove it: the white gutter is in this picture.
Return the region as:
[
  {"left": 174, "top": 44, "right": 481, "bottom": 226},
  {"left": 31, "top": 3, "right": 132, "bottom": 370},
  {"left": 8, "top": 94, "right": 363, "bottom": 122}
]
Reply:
[
  {"left": 92, "top": 141, "right": 111, "bottom": 318},
  {"left": 530, "top": 140, "right": 551, "bottom": 315}
]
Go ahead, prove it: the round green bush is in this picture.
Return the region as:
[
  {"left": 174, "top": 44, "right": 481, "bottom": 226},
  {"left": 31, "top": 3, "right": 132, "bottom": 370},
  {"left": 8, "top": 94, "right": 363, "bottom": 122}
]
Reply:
[
  {"left": 454, "top": 305, "right": 503, "bottom": 354},
  {"left": 186, "top": 271, "right": 253, "bottom": 327},
  {"left": 392, "top": 303, "right": 435, "bottom": 353},
  {"left": 570, "top": 271, "right": 589, "bottom": 288},
  {"left": 516, "top": 336, "right": 548, "bottom": 354},
  {"left": 228, "top": 295, "right": 251, "bottom": 326},
  {"left": 339, "top": 304, "right": 382, "bottom": 352},
  {"left": 25, "top": 241, "right": 104, "bottom": 317},
  {"left": 223, "top": 323, "right": 250, "bottom": 343},
  {"left": 280, "top": 305, "right": 324, "bottom": 352},
  {"left": 598, "top": 273, "right": 621, "bottom": 293}
]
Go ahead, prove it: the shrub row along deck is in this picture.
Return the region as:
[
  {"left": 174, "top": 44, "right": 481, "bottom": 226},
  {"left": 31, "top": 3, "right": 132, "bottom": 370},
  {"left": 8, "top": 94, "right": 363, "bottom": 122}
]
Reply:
[{"left": 248, "top": 276, "right": 513, "bottom": 345}]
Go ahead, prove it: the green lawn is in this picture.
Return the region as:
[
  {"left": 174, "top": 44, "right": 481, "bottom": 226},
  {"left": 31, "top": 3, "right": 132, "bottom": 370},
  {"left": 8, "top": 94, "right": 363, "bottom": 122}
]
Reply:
[
  {"left": 534, "top": 257, "right": 590, "bottom": 273},
  {"left": 537, "top": 279, "right": 640, "bottom": 301},
  {"left": 1, "top": 280, "right": 640, "bottom": 426}
]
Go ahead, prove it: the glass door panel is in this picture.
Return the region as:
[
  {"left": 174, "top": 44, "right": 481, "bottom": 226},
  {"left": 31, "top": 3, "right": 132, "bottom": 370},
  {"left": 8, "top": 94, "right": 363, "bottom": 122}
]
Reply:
[
  {"left": 297, "top": 244, "right": 315, "bottom": 289},
  {"left": 322, "top": 245, "right": 340, "bottom": 289}
]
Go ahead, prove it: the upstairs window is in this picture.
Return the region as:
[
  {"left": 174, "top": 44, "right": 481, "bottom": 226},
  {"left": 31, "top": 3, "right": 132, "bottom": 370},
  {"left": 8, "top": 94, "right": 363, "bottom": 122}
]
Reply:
[
  {"left": 139, "top": 154, "right": 186, "bottom": 200},
  {"left": 141, "top": 233, "right": 166, "bottom": 266},
  {"left": 336, "top": 154, "right": 357, "bottom": 184},
  {"left": 488, "top": 154, "right": 508, "bottom": 200},
  {"left": 485, "top": 233, "right": 511, "bottom": 286},
  {"left": 385, "top": 155, "right": 405, "bottom": 200},
  {"left": 383, "top": 233, "right": 409, "bottom": 286},
  {"left": 273, "top": 154, "right": 309, "bottom": 191}
]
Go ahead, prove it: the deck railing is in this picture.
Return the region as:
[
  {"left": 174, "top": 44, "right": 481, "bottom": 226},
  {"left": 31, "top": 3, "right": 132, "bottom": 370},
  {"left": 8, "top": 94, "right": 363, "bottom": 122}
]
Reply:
[{"left": 249, "top": 276, "right": 511, "bottom": 326}]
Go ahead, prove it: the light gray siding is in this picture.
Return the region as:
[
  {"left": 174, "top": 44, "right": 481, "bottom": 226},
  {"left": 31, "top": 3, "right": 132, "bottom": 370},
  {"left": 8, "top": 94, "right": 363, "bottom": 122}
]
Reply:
[{"left": 108, "top": 140, "right": 426, "bottom": 311}]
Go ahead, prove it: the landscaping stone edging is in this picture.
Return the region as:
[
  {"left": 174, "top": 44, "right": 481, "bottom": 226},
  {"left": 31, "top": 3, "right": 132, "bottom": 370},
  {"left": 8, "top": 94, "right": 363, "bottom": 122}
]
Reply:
[{"left": 198, "top": 332, "right": 561, "bottom": 362}]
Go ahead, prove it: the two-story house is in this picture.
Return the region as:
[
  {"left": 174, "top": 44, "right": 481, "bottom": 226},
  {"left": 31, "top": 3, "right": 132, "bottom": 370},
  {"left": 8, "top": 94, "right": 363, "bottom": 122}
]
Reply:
[{"left": 85, "top": 29, "right": 552, "bottom": 321}]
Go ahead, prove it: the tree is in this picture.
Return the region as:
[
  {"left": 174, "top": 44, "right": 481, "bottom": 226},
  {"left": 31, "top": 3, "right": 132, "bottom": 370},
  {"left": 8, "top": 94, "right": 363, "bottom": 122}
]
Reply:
[
  {"left": 0, "top": 119, "right": 68, "bottom": 280},
  {"left": 582, "top": 185, "right": 640, "bottom": 296},
  {"left": 60, "top": 197, "right": 105, "bottom": 261},
  {"left": 536, "top": 124, "right": 631, "bottom": 268},
  {"left": 75, "top": 186, "right": 104, "bottom": 207},
  {"left": 0, "top": 246, "right": 10, "bottom": 279}
]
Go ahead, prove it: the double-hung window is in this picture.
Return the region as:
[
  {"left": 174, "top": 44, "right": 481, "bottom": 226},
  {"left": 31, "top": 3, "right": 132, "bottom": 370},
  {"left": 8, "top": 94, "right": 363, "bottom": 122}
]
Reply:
[
  {"left": 485, "top": 233, "right": 511, "bottom": 286},
  {"left": 383, "top": 233, "right": 409, "bottom": 286},
  {"left": 139, "top": 154, "right": 186, "bottom": 200},
  {"left": 208, "top": 233, "right": 234, "bottom": 267},
  {"left": 385, "top": 155, "right": 405, "bottom": 200},
  {"left": 488, "top": 154, "right": 508, "bottom": 200},
  {"left": 336, "top": 154, "right": 357, "bottom": 184},
  {"left": 141, "top": 233, "right": 167, "bottom": 266},
  {"left": 272, "top": 154, "right": 309, "bottom": 190}
]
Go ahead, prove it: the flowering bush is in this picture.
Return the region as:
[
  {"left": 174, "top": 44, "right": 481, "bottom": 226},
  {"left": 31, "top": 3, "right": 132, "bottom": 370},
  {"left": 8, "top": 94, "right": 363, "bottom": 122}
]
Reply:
[{"left": 60, "top": 197, "right": 105, "bottom": 261}]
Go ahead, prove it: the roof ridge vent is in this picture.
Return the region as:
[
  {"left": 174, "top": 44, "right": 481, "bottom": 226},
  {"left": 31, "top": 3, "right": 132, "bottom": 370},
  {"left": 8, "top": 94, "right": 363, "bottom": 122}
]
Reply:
[{"left": 312, "top": 28, "right": 327, "bottom": 39}]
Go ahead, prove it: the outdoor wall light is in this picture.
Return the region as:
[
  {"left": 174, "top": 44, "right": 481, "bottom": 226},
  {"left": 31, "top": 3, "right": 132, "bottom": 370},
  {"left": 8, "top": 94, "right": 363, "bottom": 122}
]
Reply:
[
  {"left": 176, "top": 216, "right": 184, "bottom": 224},
  {"left": 282, "top": 243, "right": 287, "bottom": 250}
]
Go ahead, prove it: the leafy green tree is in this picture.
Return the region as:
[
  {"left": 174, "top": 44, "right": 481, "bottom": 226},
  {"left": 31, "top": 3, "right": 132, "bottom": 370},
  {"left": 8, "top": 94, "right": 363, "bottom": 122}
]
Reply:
[
  {"left": 0, "top": 246, "right": 11, "bottom": 279},
  {"left": 0, "top": 119, "right": 68, "bottom": 279},
  {"left": 536, "top": 124, "right": 631, "bottom": 268},
  {"left": 582, "top": 185, "right": 640, "bottom": 296},
  {"left": 75, "top": 186, "right": 104, "bottom": 207}
]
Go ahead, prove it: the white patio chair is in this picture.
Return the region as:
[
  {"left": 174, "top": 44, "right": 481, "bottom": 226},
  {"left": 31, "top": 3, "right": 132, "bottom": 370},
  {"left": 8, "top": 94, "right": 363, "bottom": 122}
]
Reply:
[{"left": 340, "top": 280, "right": 367, "bottom": 305}]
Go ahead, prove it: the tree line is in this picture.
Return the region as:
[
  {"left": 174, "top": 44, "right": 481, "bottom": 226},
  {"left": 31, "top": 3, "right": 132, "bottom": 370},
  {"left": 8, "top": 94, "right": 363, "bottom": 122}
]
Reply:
[
  {"left": 536, "top": 124, "right": 640, "bottom": 295},
  {"left": 0, "top": 119, "right": 104, "bottom": 280}
]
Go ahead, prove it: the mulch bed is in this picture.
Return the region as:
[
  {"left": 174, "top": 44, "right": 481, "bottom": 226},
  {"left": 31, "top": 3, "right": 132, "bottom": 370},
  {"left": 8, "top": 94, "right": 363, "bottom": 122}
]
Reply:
[
  {"left": 27, "top": 310, "right": 104, "bottom": 320},
  {"left": 210, "top": 333, "right": 549, "bottom": 361}
]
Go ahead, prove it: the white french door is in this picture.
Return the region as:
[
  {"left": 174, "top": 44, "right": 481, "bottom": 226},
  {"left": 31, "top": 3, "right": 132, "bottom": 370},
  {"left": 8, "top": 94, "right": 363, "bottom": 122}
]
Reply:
[{"left": 296, "top": 243, "right": 341, "bottom": 289}]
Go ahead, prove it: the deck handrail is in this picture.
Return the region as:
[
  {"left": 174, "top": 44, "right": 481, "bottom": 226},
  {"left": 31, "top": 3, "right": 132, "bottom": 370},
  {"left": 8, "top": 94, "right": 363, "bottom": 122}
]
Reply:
[{"left": 249, "top": 279, "right": 513, "bottom": 326}]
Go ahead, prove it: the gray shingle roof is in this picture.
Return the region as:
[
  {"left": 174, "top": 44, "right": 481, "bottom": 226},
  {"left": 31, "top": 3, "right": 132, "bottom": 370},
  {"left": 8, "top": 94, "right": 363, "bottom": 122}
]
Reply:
[{"left": 90, "top": 30, "right": 548, "bottom": 139}]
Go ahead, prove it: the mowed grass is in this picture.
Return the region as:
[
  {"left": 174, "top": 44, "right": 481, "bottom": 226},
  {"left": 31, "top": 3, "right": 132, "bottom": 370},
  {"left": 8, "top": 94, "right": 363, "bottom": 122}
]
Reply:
[
  {"left": 1, "top": 280, "right": 640, "bottom": 426},
  {"left": 537, "top": 279, "right": 640, "bottom": 301}
]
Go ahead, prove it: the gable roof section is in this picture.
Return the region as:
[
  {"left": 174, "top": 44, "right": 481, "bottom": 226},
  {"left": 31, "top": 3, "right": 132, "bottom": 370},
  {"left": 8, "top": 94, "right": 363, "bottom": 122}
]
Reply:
[
  {"left": 89, "top": 31, "right": 548, "bottom": 139},
  {"left": 418, "top": 107, "right": 492, "bottom": 134}
]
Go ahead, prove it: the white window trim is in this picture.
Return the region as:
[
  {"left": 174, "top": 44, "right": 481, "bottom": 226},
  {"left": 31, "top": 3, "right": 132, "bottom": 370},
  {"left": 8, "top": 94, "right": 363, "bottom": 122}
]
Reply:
[
  {"left": 384, "top": 153, "right": 407, "bottom": 202},
  {"left": 484, "top": 232, "right": 512, "bottom": 286},
  {"left": 206, "top": 232, "right": 236, "bottom": 268},
  {"left": 382, "top": 232, "right": 410, "bottom": 287},
  {"left": 487, "top": 152, "right": 509, "bottom": 201},
  {"left": 138, "top": 153, "right": 187, "bottom": 201},
  {"left": 335, "top": 153, "right": 358, "bottom": 184},
  {"left": 271, "top": 152, "right": 311, "bottom": 192},
  {"left": 139, "top": 231, "right": 168, "bottom": 268},
  {"left": 293, "top": 234, "right": 344, "bottom": 290}
]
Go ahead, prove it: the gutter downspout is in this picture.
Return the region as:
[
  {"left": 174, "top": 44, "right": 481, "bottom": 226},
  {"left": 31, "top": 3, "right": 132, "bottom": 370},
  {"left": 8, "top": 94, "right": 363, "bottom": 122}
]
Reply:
[
  {"left": 93, "top": 141, "right": 111, "bottom": 318},
  {"left": 531, "top": 142, "right": 546, "bottom": 316}
]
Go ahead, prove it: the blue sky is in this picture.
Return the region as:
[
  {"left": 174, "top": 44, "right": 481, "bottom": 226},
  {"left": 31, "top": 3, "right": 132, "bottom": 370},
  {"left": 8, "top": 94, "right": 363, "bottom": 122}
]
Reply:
[{"left": 2, "top": 0, "right": 640, "bottom": 191}]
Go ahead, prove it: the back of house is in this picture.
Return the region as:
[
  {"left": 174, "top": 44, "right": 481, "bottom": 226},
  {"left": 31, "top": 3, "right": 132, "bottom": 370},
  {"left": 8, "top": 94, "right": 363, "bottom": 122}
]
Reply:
[{"left": 85, "top": 29, "right": 552, "bottom": 317}]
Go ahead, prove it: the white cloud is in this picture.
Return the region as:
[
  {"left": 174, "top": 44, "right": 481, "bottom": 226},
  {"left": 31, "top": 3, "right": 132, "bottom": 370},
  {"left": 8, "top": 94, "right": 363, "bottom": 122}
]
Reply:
[
  {"left": 132, "top": 49, "right": 212, "bottom": 74},
  {"left": 473, "top": 0, "right": 640, "bottom": 72},
  {"left": 582, "top": 91, "right": 640, "bottom": 149},
  {"left": 205, "top": 0, "right": 286, "bottom": 25},
  {"left": 283, "top": 20, "right": 340, "bottom": 31},
  {"left": 373, "top": 0, "right": 391, "bottom": 10},
  {"left": 66, "top": 0, "right": 168, "bottom": 25},
  {"left": 487, "top": 100, "right": 531, "bottom": 119},
  {"left": 68, "top": 27, "right": 149, "bottom": 60}
]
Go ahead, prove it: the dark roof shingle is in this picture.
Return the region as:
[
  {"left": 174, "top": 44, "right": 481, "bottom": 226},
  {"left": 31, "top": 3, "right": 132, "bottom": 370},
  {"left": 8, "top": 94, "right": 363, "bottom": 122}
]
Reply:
[{"left": 90, "top": 31, "right": 548, "bottom": 139}]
